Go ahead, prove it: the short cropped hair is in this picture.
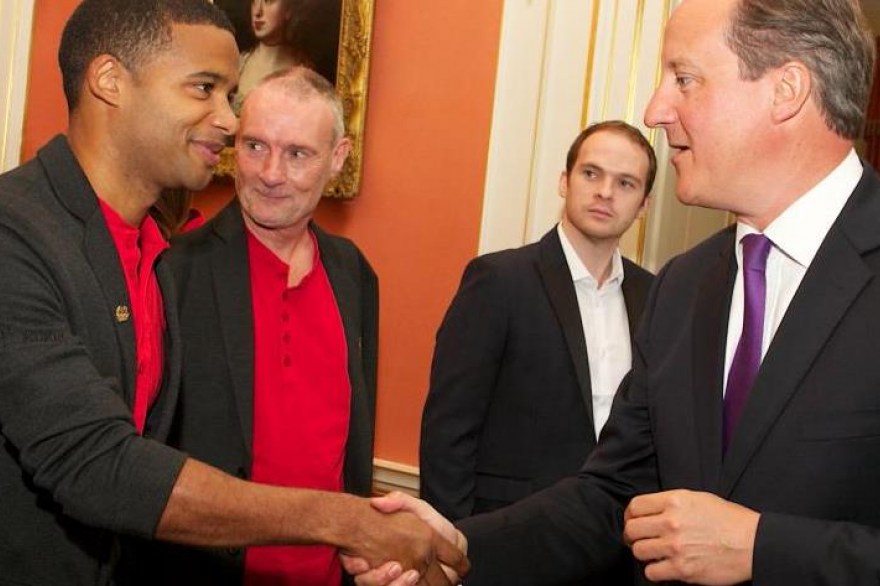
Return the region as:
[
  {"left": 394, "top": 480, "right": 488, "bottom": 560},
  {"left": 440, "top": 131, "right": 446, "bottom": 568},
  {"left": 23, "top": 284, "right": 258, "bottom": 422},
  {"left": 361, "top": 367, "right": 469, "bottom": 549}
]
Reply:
[
  {"left": 726, "top": 0, "right": 875, "bottom": 140},
  {"left": 59, "top": 0, "right": 234, "bottom": 110},
  {"left": 251, "top": 66, "right": 346, "bottom": 143},
  {"left": 565, "top": 121, "right": 658, "bottom": 196}
]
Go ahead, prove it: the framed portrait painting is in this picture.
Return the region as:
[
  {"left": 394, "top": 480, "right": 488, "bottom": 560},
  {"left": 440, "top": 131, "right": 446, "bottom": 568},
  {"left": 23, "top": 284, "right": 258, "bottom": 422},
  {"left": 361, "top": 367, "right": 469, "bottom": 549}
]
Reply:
[{"left": 213, "top": 0, "right": 375, "bottom": 198}]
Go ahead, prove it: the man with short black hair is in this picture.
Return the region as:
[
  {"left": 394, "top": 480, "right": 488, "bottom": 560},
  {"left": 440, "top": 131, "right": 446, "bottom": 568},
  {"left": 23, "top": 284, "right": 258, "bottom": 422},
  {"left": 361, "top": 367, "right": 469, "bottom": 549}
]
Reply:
[
  {"left": 420, "top": 121, "right": 654, "bottom": 526},
  {"left": 0, "top": 2, "right": 465, "bottom": 584}
]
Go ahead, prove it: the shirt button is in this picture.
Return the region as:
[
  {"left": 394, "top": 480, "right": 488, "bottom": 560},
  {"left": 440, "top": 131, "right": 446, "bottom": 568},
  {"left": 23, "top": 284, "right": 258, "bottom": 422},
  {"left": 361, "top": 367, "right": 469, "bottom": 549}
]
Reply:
[
  {"left": 283, "top": 333, "right": 291, "bottom": 344},
  {"left": 283, "top": 356, "right": 291, "bottom": 367},
  {"left": 282, "top": 313, "right": 289, "bottom": 322}
]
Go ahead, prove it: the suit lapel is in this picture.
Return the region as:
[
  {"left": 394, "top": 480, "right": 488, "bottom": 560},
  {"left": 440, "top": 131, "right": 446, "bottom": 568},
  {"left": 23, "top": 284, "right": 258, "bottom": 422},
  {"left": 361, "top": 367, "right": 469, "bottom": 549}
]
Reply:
[
  {"left": 691, "top": 229, "right": 736, "bottom": 492},
  {"left": 313, "top": 225, "right": 373, "bottom": 492},
  {"left": 537, "top": 229, "right": 595, "bottom": 429},
  {"left": 149, "top": 260, "right": 181, "bottom": 439},
  {"left": 210, "top": 205, "right": 256, "bottom": 452},
  {"left": 621, "top": 261, "right": 649, "bottom": 338},
  {"left": 83, "top": 211, "right": 138, "bottom": 406},
  {"left": 315, "top": 225, "right": 360, "bottom": 357},
  {"left": 721, "top": 172, "right": 880, "bottom": 493},
  {"left": 38, "top": 136, "right": 137, "bottom": 406}
]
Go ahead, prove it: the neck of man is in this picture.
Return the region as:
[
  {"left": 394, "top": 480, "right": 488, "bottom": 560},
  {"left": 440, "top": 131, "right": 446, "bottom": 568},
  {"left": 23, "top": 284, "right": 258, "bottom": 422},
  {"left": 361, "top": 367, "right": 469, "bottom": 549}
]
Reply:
[
  {"left": 244, "top": 214, "right": 315, "bottom": 287},
  {"left": 560, "top": 218, "right": 619, "bottom": 288},
  {"left": 68, "top": 117, "right": 158, "bottom": 227},
  {"left": 737, "top": 118, "right": 855, "bottom": 231}
]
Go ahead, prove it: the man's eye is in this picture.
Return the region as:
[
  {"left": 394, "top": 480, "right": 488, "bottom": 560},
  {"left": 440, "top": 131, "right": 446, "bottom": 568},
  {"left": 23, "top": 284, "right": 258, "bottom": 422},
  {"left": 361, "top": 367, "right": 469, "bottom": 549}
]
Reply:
[{"left": 674, "top": 75, "right": 693, "bottom": 88}]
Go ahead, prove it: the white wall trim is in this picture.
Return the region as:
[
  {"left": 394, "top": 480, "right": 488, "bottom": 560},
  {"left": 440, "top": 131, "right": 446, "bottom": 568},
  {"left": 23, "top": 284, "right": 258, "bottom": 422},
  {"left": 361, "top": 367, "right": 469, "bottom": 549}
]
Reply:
[
  {"left": 1, "top": 0, "right": 36, "bottom": 172},
  {"left": 479, "top": 0, "right": 673, "bottom": 257},
  {"left": 480, "top": 0, "right": 729, "bottom": 270},
  {"left": 373, "top": 458, "right": 419, "bottom": 497},
  {"left": 477, "top": 0, "right": 551, "bottom": 255}
]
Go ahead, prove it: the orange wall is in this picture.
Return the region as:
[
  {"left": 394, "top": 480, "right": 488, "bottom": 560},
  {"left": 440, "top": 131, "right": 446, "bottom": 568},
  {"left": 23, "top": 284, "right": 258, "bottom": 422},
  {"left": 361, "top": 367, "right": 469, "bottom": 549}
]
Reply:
[{"left": 23, "top": 0, "right": 503, "bottom": 466}]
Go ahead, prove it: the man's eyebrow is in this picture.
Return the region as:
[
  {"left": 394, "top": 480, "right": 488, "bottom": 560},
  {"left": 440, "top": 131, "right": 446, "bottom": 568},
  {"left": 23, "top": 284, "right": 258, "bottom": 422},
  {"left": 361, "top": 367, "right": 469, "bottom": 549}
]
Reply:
[
  {"left": 577, "top": 163, "right": 643, "bottom": 185},
  {"left": 615, "top": 172, "right": 643, "bottom": 185},
  {"left": 667, "top": 58, "right": 698, "bottom": 70},
  {"left": 186, "top": 71, "right": 231, "bottom": 83}
]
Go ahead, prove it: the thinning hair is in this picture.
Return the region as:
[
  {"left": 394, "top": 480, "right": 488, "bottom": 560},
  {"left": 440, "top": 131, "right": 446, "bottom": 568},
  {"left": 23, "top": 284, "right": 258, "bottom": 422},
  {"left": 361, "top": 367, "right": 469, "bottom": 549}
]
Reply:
[
  {"left": 565, "top": 121, "right": 658, "bottom": 196},
  {"left": 250, "top": 66, "right": 347, "bottom": 142},
  {"left": 59, "top": 0, "right": 233, "bottom": 110},
  {"left": 726, "top": 0, "right": 875, "bottom": 140}
]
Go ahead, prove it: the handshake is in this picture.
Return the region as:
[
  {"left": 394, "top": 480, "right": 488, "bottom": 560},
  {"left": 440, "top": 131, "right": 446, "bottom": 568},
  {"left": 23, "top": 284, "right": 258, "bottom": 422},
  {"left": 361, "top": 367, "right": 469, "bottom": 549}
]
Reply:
[{"left": 338, "top": 492, "right": 469, "bottom": 586}]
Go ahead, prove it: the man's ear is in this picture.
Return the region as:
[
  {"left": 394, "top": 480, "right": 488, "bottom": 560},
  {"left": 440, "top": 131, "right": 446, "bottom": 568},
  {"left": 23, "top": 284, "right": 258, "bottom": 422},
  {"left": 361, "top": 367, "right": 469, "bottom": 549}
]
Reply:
[
  {"left": 558, "top": 171, "right": 569, "bottom": 199},
  {"left": 638, "top": 194, "right": 651, "bottom": 218},
  {"left": 85, "top": 54, "right": 127, "bottom": 108},
  {"left": 771, "top": 61, "right": 811, "bottom": 124},
  {"left": 330, "top": 136, "right": 352, "bottom": 176}
]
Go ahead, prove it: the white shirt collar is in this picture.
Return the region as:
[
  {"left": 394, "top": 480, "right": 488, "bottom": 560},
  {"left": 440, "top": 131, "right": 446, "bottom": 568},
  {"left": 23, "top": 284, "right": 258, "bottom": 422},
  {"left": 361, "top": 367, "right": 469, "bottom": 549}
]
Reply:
[
  {"left": 557, "top": 223, "right": 624, "bottom": 287},
  {"left": 737, "top": 149, "right": 862, "bottom": 266}
]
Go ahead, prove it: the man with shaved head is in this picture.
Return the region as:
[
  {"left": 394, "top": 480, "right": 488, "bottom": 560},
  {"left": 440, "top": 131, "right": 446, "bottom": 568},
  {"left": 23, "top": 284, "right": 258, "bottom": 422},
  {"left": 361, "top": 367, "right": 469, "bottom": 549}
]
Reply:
[
  {"left": 133, "top": 66, "right": 380, "bottom": 586},
  {"left": 0, "top": 2, "right": 465, "bottom": 585}
]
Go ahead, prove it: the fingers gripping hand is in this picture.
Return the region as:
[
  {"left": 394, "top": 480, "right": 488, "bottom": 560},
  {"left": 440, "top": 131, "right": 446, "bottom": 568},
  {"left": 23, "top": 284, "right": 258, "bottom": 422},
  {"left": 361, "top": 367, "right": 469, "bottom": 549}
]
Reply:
[
  {"left": 623, "top": 489, "right": 759, "bottom": 585},
  {"left": 341, "top": 492, "right": 469, "bottom": 586},
  {"left": 340, "top": 556, "right": 420, "bottom": 586}
]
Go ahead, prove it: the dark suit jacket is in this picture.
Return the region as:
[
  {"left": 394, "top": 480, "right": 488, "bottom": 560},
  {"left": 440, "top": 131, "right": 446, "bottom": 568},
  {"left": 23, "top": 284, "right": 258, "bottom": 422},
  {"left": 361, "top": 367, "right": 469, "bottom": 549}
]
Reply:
[
  {"left": 460, "top": 165, "right": 880, "bottom": 585},
  {"left": 127, "top": 201, "right": 378, "bottom": 585},
  {"left": 421, "top": 228, "right": 652, "bottom": 522},
  {"left": 0, "top": 135, "right": 186, "bottom": 586}
]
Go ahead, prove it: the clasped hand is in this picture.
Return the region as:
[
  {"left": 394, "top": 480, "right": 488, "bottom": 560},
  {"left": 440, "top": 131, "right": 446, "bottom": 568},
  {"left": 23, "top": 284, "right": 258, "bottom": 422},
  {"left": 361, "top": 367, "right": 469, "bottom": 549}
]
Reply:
[{"left": 341, "top": 492, "right": 468, "bottom": 586}]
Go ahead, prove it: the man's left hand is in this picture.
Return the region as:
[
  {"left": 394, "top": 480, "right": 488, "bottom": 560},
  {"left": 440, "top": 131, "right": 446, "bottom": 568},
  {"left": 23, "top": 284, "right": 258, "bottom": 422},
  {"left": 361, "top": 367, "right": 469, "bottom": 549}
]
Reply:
[{"left": 623, "top": 489, "right": 759, "bottom": 585}]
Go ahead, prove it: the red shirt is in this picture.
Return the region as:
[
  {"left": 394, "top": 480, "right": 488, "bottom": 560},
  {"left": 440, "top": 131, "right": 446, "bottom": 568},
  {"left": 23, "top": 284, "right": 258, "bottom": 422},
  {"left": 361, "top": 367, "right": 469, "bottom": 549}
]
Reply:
[
  {"left": 180, "top": 208, "right": 205, "bottom": 233},
  {"left": 245, "top": 228, "right": 351, "bottom": 586},
  {"left": 98, "top": 200, "right": 168, "bottom": 433}
]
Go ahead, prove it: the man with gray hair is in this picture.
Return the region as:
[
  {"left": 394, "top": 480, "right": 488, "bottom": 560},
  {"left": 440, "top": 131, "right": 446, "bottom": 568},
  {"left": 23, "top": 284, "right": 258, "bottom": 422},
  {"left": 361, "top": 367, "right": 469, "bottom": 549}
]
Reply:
[
  {"left": 0, "top": 1, "right": 465, "bottom": 584},
  {"left": 131, "top": 66, "right": 379, "bottom": 586},
  {"left": 348, "top": 0, "right": 880, "bottom": 584}
]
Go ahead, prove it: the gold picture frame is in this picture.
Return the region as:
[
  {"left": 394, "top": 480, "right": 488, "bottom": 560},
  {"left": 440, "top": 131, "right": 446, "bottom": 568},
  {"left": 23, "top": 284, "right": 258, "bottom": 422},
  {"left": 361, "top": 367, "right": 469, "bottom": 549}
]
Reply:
[{"left": 213, "top": 0, "right": 375, "bottom": 199}]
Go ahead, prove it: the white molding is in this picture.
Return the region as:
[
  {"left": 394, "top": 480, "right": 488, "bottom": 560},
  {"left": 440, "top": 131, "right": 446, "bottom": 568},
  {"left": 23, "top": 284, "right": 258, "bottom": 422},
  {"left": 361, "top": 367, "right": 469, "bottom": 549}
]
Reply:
[
  {"left": 372, "top": 458, "right": 419, "bottom": 497},
  {"left": 478, "top": 0, "right": 551, "bottom": 255},
  {"left": 479, "top": 0, "right": 730, "bottom": 270},
  {"left": 0, "top": 0, "right": 36, "bottom": 172},
  {"left": 480, "top": 1, "right": 674, "bottom": 257}
]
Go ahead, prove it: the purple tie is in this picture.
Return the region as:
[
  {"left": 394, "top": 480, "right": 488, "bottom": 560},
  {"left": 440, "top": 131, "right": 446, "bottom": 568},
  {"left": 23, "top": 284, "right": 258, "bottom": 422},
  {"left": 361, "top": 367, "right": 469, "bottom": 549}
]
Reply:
[{"left": 723, "top": 233, "right": 772, "bottom": 452}]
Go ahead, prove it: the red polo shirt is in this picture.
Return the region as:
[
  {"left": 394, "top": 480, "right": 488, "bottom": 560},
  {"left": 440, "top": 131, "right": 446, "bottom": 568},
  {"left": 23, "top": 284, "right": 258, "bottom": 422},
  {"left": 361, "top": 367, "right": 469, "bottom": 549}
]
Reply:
[
  {"left": 244, "top": 228, "right": 351, "bottom": 586},
  {"left": 98, "top": 200, "right": 168, "bottom": 433}
]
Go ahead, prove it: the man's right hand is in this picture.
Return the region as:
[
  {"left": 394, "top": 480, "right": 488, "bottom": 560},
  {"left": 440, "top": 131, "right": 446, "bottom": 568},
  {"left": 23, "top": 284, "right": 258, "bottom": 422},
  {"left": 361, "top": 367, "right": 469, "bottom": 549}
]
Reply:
[{"left": 340, "top": 492, "right": 468, "bottom": 586}]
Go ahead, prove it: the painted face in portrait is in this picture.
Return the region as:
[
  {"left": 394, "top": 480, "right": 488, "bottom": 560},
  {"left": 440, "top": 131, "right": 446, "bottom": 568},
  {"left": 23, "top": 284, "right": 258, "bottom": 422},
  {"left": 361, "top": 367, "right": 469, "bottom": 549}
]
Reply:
[
  {"left": 251, "top": 0, "right": 292, "bottom": 45},
  {"left": 235, "top": 82, "right": 351, "bottom": 235},
  {"left": 116, "top": 23, "right": 239, "bottom": 193},
  {"left": 559, "top": 129, "right": 650, "bottom": 244}
]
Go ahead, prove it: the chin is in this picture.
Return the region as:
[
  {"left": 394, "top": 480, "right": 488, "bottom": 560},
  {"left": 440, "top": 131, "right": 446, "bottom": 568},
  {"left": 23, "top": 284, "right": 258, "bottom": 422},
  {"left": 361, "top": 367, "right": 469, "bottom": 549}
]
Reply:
[
  {"left": 674, "top": 185, "right": 699, "bottom": 206},
  {"left": 185, "top": 172, "right": 214, "bottom": 192}
]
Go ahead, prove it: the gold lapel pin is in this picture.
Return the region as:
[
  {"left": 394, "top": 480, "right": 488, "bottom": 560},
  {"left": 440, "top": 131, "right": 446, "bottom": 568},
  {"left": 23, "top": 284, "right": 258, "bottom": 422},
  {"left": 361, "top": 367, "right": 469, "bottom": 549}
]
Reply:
[{"left": 115, "top": 305, "right": 131, "bottom": 323}]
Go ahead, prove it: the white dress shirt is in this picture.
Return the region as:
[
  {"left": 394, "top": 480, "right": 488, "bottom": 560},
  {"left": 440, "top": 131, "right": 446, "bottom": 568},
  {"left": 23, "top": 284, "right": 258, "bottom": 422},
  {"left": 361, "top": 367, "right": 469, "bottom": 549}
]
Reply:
[
  {"left": 724, "top": 149, "right": 863, "bottom": 392},
  {"left": 557, "top": 224, "right": 631, "bottom": 437}
]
